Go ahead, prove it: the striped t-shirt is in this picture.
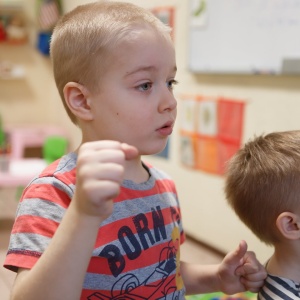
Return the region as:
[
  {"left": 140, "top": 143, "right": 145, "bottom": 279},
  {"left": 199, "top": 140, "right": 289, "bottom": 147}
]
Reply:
[
  {"left": 4, "top": 152, "right": 186, "bottom": 299},
  {"left": 258, "top": 274, "right": 300, "bottom": 300}
]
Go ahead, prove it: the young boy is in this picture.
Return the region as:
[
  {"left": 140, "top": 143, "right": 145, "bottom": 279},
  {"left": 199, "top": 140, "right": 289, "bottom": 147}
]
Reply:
[
  {"left": 225, "top": 130, "right": 300, "bottom": 299},
  {"left": 4, "top": 1, "right": 266, "bottom": 299}
]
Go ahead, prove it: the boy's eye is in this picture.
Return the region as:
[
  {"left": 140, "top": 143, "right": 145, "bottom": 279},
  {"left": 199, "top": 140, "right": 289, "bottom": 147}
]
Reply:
[
  {"left": 138, "top": 82, "right": 152, "bottom": 91},
  {"left": 167, "top": 79, "right": 179, "bottom": 90}
]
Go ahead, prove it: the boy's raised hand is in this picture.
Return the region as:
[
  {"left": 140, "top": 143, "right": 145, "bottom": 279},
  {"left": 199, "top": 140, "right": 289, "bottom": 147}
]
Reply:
[
  {"left": 218, "top": 240, "right": 267, "bottom": 295},
  {"left": 73, "top": 140, "right": 138, "bottom": 219}
]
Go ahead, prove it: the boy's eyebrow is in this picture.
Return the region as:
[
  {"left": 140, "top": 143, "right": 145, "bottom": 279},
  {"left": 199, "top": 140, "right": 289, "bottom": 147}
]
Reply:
[
  {"left": 125, "top": 66, "right": 155, "bottom": 76},
  {"left": 125, "top": 65, "right": 177, "bottom": 77}
]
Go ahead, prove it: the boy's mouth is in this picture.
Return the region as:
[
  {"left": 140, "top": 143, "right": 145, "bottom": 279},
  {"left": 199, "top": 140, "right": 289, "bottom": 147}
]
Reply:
[{"left": 156, "top": 121, "right": 174, "bottom": 136}]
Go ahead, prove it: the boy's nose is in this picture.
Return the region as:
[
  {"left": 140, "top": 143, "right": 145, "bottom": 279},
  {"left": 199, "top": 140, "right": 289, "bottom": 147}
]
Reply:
[{"left": 158, "top": 91, "right": 177, "bottom": 113}]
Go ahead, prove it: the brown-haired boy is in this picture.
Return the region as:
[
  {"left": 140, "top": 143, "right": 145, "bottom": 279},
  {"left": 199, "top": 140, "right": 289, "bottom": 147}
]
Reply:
[{"left": 225, "top": 130, "right": 300, "bottom": 299}]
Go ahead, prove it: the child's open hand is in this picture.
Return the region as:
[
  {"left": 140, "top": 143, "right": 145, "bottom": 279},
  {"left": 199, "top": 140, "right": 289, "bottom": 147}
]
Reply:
[
  {"left": 218, "top": 240, "right": 267, "bottom": 294},
  {"left": 73, "top": 140, "right": 138, "bottom": 219}
]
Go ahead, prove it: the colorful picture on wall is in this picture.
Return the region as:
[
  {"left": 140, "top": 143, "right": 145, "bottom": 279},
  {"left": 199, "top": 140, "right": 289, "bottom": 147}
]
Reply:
[
  {"left": 197, "top": 98, "right": 218, "bottom": 136},
  {"left": 181, "top": 97, "right": 198, "bottom": 133},
  {"left": 179, "top": 95, "right": 245, "bottom": 175},
  {"left": 190, "top": 0, "right": 208, "bottom": 28},
  {"left": 153, "top": 139, "right": 170, "bottom": 159},
  {"left": 151, "top": 6, "right": 175, "bottom": 39},
  {"left": 179, "top": 135, "right": 195, "bottom": 167}
]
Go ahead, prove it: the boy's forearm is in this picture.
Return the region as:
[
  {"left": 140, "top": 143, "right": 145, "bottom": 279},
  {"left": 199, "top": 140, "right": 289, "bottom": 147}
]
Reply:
[
  {"left": 181, "top": 261, "right": 221, "bottom": 295},
  {"left": 11, "top": 203, "right": 102, "bottom": 300}
]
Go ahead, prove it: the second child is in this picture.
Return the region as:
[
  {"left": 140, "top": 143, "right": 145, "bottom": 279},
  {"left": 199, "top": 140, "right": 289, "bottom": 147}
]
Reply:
[{"left": 225, "top": 130, "right": 300, "bottom": 299}]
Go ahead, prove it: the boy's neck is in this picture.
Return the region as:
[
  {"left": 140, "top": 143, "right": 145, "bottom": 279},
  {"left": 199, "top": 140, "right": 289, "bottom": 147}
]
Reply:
[
  {"left": 267, "top": 242, "right": 300, "bottom": 283},
  {"left": 123, "top": 157, "right": 149, "bottom": 184}
]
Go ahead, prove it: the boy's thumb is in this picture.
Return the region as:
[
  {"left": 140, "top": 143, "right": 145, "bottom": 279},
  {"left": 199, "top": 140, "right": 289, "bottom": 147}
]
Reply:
[{"left": 225, "top": 240, "right": 248, "bottom": 268}]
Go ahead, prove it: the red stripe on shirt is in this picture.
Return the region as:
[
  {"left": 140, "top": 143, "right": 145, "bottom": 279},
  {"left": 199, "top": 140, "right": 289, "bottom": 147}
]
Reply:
[
  {"left": 21, "top": 183, "right": 71, "bottom": 209},
  {"left": 94, "top": 206, "right": 182, "bottom": 248},
  {"left": 114, "top": 179, "right": 177, "bottom": 202},
  {"left": 11, "top": 215, "right": 59, "bottom": 238},
  {"left": 4, "top": 251, "right": 40, "bottom": 272}
]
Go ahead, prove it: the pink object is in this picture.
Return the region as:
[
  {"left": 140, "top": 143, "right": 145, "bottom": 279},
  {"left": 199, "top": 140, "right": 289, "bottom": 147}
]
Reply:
[
  {"left": 0, "top": 125, "right": 68, "bottom": 187},
  {"left": 0, "top": 158, "right": 47, "bottom": 187},
  {"left": 6, "top": 126, "right": 68, "bottom": 159}
]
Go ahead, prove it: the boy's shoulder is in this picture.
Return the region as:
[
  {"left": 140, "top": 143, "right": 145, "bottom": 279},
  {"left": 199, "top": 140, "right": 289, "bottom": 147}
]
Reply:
[
  {"left": 143, "top": 161, "right": 173, "bottom": 181},
  {"left": 34, "top": 152, "right": 77, "bottom": 186},
  {"left": 258, "top": 273, "right": 300, "bottom": 299},
  {"left": 143, "top": 161, "right": 178, "bottom": 194}
]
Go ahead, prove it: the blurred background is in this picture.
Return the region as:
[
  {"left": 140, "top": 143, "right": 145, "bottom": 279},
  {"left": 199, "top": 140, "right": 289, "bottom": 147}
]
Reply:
[{"left": 1, "top": 0, "right": 300, "bottom": 298}]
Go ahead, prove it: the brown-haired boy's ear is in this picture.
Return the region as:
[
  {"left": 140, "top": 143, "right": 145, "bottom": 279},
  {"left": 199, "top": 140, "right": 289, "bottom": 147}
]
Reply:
[
  {"left": 276, "top": 212, "right": 300, "bottom": 240},
  {"left": 63, "top": 82, "right": 94, "bottom": 121}
]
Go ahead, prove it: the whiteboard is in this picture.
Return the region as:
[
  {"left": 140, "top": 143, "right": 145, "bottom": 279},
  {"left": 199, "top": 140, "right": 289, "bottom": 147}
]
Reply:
[{"left": 188, "top": 0, "right": 300, "bottom": 75}]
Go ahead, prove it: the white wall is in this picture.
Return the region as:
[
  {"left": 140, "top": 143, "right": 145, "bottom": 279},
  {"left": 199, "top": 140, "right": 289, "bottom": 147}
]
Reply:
[
  {"left": 104, "top": 0, "right": 297, "bottom": 262},
  {"left": 2, "top": 0, "right": 300, "bottom": 262}
]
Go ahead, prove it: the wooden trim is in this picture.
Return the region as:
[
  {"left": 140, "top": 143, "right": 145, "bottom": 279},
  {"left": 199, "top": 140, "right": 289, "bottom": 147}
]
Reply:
[
  {"left": 185, "top": 233, "right": 226, "bottom": 258},
  {"left": 0, "top": 218, "right": 14, "bottom": 231}
]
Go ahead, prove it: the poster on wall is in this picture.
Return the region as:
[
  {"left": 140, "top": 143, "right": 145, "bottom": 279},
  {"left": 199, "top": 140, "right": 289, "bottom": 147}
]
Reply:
[
  {"left": 179, "top": 135, "right": 195, "bottom": 167},
  {"left": 190, "top": 0, "right": 208, "bottom": 28},
  {"left": 181, "top": 97, "right": 198, "bottom": 132},
  {"left": 179, "top": 95, "right": 245, "bottom": 175},
  {"left": 153, "top": 139, "right": 170, "bottom": 159},
  {"left": 151, "top": 6, "right": 175, "bottom": 39},
  {"left": 197, "top": 98, "right": 218, "bottom": 136}
]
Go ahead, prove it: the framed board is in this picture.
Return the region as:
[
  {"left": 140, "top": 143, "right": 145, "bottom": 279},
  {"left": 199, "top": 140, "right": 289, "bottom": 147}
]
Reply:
[{"left": 188, "top": 0, "right": 300, "bottom": 75}]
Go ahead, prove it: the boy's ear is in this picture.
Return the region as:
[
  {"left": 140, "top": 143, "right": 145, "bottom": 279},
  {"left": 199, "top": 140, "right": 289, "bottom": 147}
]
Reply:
[
  {"left": 63, "top": 82, "right": 94, "bottom": 121},
  {"left": 276, "top": 212, "right": 300, "bottom": 240}
]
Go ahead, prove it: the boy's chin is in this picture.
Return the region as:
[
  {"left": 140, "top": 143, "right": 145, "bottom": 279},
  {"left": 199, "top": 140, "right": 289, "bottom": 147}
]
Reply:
[
  {"left": 142, "top": 148, "right": 167, "bottom": 157},
  {"left": 138, "top": 140, "right": 169, "bottom": 156}
]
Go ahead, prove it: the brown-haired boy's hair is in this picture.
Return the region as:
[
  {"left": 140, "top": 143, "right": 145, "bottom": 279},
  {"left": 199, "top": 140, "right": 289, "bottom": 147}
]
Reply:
[
  {"left": 225, "top": 130, "right": 300, "bottom": 245},
  {"left": 50, "top": 1, "right": 171, "bottom": 125}
]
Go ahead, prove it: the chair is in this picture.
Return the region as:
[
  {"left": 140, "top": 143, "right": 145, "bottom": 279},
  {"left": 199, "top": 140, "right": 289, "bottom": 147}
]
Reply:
[
  {"left": 42, "top": 135, "right": 68, "bottom": 164},
  {"left": 0, "top": 135, "right": 68, "bottom": 201},
  {"left": 6, "top": 125, "right": 68, "bottom": 160}
]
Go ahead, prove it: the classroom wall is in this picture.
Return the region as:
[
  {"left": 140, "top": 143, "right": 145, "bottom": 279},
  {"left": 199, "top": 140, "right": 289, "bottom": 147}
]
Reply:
[
  {"left": 64, "top": 0, "right": 299, "bottom": 262},
  {"left": 2, "top": 0, "right": 300, "bottom": 262},
  {"left": 0, "top": 0, "right": 82, "bottom": 148}
]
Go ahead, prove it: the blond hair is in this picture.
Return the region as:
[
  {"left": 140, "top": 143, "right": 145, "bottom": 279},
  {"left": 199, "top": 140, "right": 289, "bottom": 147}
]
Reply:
[
  {"left": 225, "top": 130, "right": 300, "bottom": 245},
  {"left": 50, "top": 1, "right": 171, "bottom": 124}
]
